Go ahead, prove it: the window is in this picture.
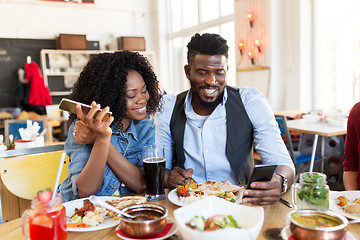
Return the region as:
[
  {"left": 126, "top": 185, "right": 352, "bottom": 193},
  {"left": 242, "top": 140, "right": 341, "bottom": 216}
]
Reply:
[
  {"left": 161, "top": 0, "right": 235, "bottom": 94},
  {"left": 312, "top": 0, "right": 360, "bottom": 112}
]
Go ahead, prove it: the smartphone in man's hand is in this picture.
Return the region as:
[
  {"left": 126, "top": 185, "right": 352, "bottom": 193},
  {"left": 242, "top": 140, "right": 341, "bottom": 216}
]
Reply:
[
  {"left": 246, "top": 164, "right": 277, "bottom": 189},
  {"left": 59, "top": 98, "right": 112, "bottom": 121}
]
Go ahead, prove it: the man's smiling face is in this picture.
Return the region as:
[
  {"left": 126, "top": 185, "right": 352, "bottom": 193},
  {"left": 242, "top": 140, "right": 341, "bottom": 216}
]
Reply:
[{"left": 185, "top": 54, "right": 228, "bottom": 114}]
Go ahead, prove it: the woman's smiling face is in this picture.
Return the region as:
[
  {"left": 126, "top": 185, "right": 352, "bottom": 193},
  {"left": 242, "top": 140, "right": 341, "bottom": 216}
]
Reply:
[{"left": 123, "top": 70, "right": 149, "bottom": 122}]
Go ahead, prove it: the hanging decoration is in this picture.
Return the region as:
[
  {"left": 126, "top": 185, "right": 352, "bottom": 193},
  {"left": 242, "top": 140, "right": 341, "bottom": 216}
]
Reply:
[
  {"left": 247, "top": 13, "right": 255, "bottom": 28},
  {"left": 238, "top": 42, "right": 244, "bottom": 55},
  {"left": 237, "top": 9, "right": 266, "bottom": 68}
]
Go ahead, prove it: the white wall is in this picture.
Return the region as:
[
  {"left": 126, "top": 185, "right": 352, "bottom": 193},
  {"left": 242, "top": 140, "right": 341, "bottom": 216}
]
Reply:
[
  {"left": 234, "top": 0, "right": 306, "bottom": 111},
  {"left": 0, "top": 0, "right": 157, "bottom": 51}
]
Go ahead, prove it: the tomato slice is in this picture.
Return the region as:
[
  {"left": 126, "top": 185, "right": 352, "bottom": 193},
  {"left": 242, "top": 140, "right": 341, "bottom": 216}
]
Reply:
[
  {"left": 204, "top": 214, "right": 226, "bottom": 231},
  {"left": 67, "top": 222, "right": 90, "bottom": 228}
]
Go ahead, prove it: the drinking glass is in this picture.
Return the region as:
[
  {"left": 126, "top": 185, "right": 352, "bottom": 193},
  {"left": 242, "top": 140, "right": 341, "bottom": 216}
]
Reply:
[
  {"left": 142, "top": 145, "right": 166, "bottom": 201},
  {"left": 22, "top": 193, "right": 67, "bottom": 240}
]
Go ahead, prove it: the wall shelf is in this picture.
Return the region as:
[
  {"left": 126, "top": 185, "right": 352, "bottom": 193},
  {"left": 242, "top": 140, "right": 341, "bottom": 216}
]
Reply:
[{"left": 40, "top": 49, "right": 156, "bottom": 103}]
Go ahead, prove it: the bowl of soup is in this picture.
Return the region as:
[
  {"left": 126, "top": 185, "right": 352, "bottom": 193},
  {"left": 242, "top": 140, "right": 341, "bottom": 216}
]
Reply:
[
  {"left": 289, "top": 210, "right": 348, "bottom": 240},
  {"left": 118, "top": 203, "right": 168, "bottom": 238}
]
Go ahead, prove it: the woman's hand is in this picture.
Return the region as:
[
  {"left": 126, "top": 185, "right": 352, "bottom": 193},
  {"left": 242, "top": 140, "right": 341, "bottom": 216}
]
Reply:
[{"left": 76, "top": 101, "right": 114, "bottom": 140}]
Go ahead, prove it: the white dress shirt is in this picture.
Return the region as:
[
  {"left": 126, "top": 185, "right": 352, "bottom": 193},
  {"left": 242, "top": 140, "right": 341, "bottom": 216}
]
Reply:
[{"left": 155, "top": 87, "right": 295, "bottom": 185}]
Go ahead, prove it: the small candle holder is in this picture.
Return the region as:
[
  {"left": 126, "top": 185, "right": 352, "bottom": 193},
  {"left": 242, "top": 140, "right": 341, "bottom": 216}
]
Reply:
[
  {"left": 238, "top": 42, "right": 244, "bottom": 55},
  {"left": 247, "top": 13, "right": 255, "bottom": 28},
  {"left": 248, "top": 52, "right": 255, "bottom": 65},
  {"left": 255, "top": 40, "right": 261, "bottom": 53}
]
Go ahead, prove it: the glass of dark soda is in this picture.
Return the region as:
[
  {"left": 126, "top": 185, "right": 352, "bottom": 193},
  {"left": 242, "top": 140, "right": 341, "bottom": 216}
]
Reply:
[{"left": 142, "top": 145, "right": 165, "bottom": 201}]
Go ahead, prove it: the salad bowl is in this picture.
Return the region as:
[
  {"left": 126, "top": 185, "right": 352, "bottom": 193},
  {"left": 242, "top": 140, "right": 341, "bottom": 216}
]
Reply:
[{"left": 174, "top": 196, "right": 264, "bottom": 240}]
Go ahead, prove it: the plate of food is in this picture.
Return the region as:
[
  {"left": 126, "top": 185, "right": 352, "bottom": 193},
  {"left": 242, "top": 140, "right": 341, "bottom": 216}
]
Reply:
[
  {"left": 168, "top": 179, "right": 244, "bottom": 207},
  {"left": 64, "top": 196, "right": 147, "bottom": 232},
  {"left": 329, "top": 191, "right": 360, "bottom": 220}
]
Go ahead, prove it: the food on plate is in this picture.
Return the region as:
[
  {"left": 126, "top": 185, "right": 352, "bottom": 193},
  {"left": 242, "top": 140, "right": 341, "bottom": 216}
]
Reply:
[
  {"left": 176, "top": 179, "right": 244, "bottom": 204},
  {"left": 71, "top": 199, "right": 96, "bottom": 218},
  {"left": 186, "top": 214, "right": 241, "bottom": 231},
  {"left": 105, "top": 196, "right": 147, "bottom": 219},
  {"left": 67, "top": 196, "right": 147, "bottom": 228},
  {"left": 291, "top": 212, "right": 341, "bottom": 228},
  {"left": 66, "top": 222, "right": 89, "bottom": 228},
  {"left": 68, "top": 199, "right": 106, "bottom": 227},
  {"left": 336, "top": 196, "right": 348, "bottom": 207},
  {"left": 344, "top": 203, "right": 360, "bottom": 214},
  {"left": 336, "top": 196, "right": 360, "bottom": 214}
]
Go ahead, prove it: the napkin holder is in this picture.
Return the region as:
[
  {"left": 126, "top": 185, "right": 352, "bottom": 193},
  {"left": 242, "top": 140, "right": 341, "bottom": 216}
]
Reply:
[{"left": 15, "top": 135, "right": 44, "bottom": 149}]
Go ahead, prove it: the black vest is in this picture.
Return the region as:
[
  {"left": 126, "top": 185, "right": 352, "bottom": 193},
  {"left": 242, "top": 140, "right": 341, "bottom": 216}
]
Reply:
[{"left": 169, "top": 86, "right": 254, "bottom": 184}]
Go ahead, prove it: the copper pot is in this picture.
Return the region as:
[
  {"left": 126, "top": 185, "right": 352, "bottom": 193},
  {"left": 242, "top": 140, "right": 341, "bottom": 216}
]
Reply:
[
  {"left": 289, "top": 210, "right": 348, "bottom": 240},
  {"left": 119, "top": 203, "right": 168, "bottom": 238}
]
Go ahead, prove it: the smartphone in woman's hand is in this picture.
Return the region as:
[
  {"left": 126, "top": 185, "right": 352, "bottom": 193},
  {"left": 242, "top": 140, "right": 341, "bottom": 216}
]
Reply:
[{"left": 59, "top": 98, "right": 112, "bottom": 121}]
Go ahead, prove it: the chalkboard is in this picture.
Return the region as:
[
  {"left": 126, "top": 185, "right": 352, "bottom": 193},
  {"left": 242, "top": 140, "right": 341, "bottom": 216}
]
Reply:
[
  {"left": 0, "top": 38, "right": 99, "bottom": 108},
  {"left": 0, "top": 38, "right": 56, "bottom": 108}
]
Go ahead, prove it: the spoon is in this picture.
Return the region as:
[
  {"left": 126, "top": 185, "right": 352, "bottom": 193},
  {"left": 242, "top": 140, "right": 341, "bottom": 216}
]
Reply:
[{"left": 89, "top": 195, "right": 135, "bottom": 219}]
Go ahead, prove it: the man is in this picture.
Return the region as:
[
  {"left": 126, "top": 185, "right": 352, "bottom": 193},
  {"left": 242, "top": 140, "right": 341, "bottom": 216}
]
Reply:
[{"left": 155, "top": 33, "right": 295, "bottom": 205}]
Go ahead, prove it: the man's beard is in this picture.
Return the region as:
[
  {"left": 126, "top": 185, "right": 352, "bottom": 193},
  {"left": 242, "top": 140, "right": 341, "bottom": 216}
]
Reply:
[{"left": 194, "top": 89, "right": 224, "bottom": 111}]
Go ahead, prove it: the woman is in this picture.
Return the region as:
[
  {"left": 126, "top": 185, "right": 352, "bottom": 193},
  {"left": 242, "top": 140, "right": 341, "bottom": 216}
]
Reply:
[
  {"left": 59, "top": 51, "right": 161, "bottom": 202},
  {"left": 343, "top": 102, "right": 360, "bottom": 190}
]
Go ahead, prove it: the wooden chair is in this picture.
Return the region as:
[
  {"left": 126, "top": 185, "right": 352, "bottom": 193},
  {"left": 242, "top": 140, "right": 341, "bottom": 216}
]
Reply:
[
  {"left": 0, "top": 112, "right": 13, "bottom": 130},
  {"left": 0, "top": 146, "right": 69, "bottom": 222}
]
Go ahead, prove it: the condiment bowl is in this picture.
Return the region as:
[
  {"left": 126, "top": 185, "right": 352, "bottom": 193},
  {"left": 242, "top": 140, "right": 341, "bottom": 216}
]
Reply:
[
  {"left": 289, "top": 210, "right": 348, "bottom": 240},
  {"left": 302, "top": 114, "right": 322, "bottom": 123},
  {"left": 174, "top": 196, "right": 264, "bottom": 240},
  {"left": 119, "top": 203, "right": 168, "bottom": 238}
]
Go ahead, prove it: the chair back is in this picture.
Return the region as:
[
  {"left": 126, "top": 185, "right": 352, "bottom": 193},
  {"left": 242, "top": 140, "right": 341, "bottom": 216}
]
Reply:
[
  {"left": 4, "top": 118, "right": 47, "bottom": 142},
  {"left": 0, "top": 145, "right": 69, "bottom": 222},
  {"left": 0, "top": 111, "right": 13, "bottom": 129},
  {"left": 274, "top": 115, "right": 296, "bottom": 164}
]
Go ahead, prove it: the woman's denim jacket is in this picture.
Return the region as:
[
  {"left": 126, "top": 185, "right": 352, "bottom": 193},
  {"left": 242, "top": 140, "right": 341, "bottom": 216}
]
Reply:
[{"left": 59, "top": 118, "right": 155, "bottom": 202}]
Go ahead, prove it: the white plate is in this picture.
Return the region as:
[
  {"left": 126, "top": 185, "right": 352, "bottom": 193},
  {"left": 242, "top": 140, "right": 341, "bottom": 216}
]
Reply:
[
  {"left": 281, "top": 226, "right": 355, "bottom": 240},
  {"left": 167, "top": 188, "right": 244, "bottom": 207},
  {"left": 330, "top": 191, "right": 360, "bottom": 220},
  {"left": 168, "top": 188, "right": 185, "bottom": 207},
  {"left": 64, "top": 196, "right": 121, "bottom": 232},
  {"left": 115, "top": 218, "right": 177, "bottom": 240}
]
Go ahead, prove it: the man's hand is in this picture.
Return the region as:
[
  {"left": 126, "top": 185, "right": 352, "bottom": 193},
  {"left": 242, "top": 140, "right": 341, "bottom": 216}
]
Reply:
[
  {"left": 73, "top": 120, "right": 95, "bottom": 145},
  {"left": 242, "top": 174, "right": 282, "bottom": 205},
  {"left": 166, "top": 167, "right": 193, "bottom": 189}
]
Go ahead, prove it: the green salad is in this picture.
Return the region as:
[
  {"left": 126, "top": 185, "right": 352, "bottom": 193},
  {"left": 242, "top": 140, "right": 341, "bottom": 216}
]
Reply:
[{"left": 186, "top": 214, "right": 241, "bottom": 231}]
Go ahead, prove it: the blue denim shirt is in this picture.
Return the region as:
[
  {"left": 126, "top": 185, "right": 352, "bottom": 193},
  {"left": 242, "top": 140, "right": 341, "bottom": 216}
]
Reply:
[{"left": 59, "top": 118, "right": 155, "bottom": 202}]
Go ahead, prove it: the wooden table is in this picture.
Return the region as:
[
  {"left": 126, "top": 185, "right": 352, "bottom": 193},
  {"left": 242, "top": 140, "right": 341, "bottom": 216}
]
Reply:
[
  {"left": 0, "top": 190, "right": 359, "bottom": 240},
  {"left": 286, "top": 119, "right": 347, "bottom": 173}
]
